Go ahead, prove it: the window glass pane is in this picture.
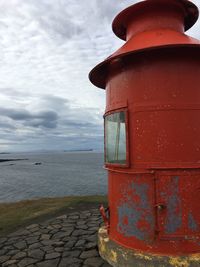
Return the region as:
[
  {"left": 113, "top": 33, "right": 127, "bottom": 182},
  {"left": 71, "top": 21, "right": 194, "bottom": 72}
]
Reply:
[{"left": 105, "top": 111, "right": 127, "bottom": 164}]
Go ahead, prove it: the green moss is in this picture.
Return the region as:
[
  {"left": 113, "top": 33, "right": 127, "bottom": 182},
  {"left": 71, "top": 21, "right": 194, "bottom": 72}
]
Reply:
[{"left": 0, "top": 195, "right": 107, "bottom": 236}]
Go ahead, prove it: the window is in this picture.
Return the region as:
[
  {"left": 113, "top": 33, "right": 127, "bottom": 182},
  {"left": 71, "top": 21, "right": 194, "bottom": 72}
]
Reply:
[{"left": 105, "top": 111, "right": 127, "bottom": 165}]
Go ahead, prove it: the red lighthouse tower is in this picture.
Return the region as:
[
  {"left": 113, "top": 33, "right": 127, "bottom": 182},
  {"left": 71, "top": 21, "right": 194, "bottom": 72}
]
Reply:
[{"left": 89, "top": 0, "right": 200, "bottom": 266}]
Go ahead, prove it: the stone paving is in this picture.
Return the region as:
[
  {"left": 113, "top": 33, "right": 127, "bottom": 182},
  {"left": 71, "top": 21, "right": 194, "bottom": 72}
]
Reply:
[{"left": 0, "top": 209, "right": 111, "bottom": 267}]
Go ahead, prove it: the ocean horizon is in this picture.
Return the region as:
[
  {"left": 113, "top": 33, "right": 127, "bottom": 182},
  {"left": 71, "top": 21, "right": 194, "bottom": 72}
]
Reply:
[{"left": 0, "top": 151, "right": 107, "bottom": 203}]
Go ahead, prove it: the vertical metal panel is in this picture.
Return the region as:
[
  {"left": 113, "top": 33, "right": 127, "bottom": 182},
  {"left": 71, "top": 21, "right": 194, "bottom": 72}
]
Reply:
[{"left": 156, "top": 171, "right": 200, "bottom": 240}]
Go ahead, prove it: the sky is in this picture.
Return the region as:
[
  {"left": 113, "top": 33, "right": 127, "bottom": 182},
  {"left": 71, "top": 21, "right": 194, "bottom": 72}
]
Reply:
[{"left": 0, "top": 0, "right": 200, "bottom": 152}]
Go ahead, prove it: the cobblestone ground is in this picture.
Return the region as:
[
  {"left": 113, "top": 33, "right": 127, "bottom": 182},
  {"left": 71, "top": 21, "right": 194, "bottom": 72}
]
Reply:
[{"left": 0, "top": 209, "right": 112, "bottom": 267}]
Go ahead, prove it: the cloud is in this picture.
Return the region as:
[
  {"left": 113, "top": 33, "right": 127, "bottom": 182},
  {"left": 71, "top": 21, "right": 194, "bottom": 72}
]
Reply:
[
  {"left": 0, "top": 121, "right": 16, "bottom": 130},
  {"left": 0, "top": 92, "right": 103, "bottom": 151},
  {"left": 0, "top": 107, "right": 58, "bottom": 128}
]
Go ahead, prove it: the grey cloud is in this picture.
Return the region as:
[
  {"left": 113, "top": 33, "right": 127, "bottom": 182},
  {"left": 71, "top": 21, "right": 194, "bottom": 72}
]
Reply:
[
  {"left": 0, "top": 87, "right": 30, "bottom": 98},
  {"left": 39, "top": 95, "right": 70, "bottom": 112},
  {"left": 36, "top": 110, "right": 58, "bottom": 121},
  {"left": 63, "top": 121, "right": 98, "bottom": 128},
  {"left": 39, "top": 16, "right": 83, "bottom": 39},
  {"left": 25, "top": 0, "right": 83, "bottom": 40},
  {"left": 24, "top": 118, "right": 57, "bottom": 129},
  {"left": 0, "top": 107, "right": 58, "bottom": 129},
  {"left": 7, "top": 110, "right": 32, "bottom": 121},
  {"left": 0, "top": 92, "right": 103, "bottom": 151},
  {"left": 89, "top": 0, "right": 129, "bottom": 22},
  {"left": 0, "top": 121, "right": 15, "bottom": 130},
  {"left": 21, "top": 0, "right": 137, "bottom": 45}
]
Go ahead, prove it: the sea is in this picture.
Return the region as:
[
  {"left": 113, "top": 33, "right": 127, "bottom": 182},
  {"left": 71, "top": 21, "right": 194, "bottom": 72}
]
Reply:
[{"left": 0, "top": 151, "right": 107, "bottom": 203}]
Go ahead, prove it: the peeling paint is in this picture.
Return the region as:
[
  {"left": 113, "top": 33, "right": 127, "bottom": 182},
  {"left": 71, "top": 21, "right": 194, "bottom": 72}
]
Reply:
[
  {"left": 117, "top": 181, "right": 154, "bottom": 241},
  {"left": 99, "top": 237, "right": 106, "bottom": 254},
  {"left": 188, "top": 212, "right": 198, "bottom": 231},
  {"left": 98, "top": 226, "right": 200, "bottom": 267},
  {"left": 134, "top": 252, "right": 154, "bottom": 261},
  {"left": 169, "top": 257, "right": 189, "bottom": 267},
  {"left": 165, "top": 176, "right": 182, "bottom": 234},
  {"left": 188, "top": 254, "right": 200, "bottom": 262},
  {"left": 98, "top": 227, "right": 107, "bottom": 254},
  {"left": 110, "top": 250, "right": 117, "bottom": 263}
]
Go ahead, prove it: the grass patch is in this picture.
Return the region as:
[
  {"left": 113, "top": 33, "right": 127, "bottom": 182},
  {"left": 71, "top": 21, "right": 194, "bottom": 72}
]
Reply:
[{"left": 0, "top": 195, "right": 107, "bottom": 236}]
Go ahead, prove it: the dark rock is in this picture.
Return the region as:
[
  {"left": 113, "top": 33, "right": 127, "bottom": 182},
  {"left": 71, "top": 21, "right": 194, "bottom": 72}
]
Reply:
[
  {"left": 18, "top": 257, "right": 39, "bottom": 267},
  {"left": 64, "top": 239, "right": 77, "bottom": 248},
  {"left": 27, "top": 249, "right": 44, "bottom": 260},
  {"left": 40, "top": 246, "right": 54, "bottom": 252},
  {"left": 26, "top": 237, "right": 38, "bottom": 245},
  {"left": 40, "top": 234, "right": 51, "bottom": 240},
  {"left": 0, "top": 249, "right": 8, "bottom": 256},
  {"left": 54, "top": 247, "right": 65, "bottom": 252},
  {"left": 76, "top": 225, "right": 88, "bottom": 230},
  {"left": 62, "top": 250, "right": 81, "bottom": 258},
  {"left": 2, "top": 259, "right": 18, "bottom": 267},
  {"left": 52, "top": 241, "right": 64, "bottom": 247},
  {"left": 12, "top": 251, "right": 26, "bottom": 260},
  {"left": 26, "top": 224, "right": 39, "bottom": 230},
  {"left": 80, "top": 249, "right": 99, "bottom": 259},
  {"left": 85, "top": 242, "right": 97, "bottom": 250},
  {"left": 0, "top": 256, "right": 11, "bottom": 264},
  {"left": 85, "top": 234, "right": 97, "bottom": 242},
  {"left": 84, "top": 257, "right": 104, "bottom": 267},
  {"left": 0, "top": 238, "right": 7, "bottom": 244},
  {"left": 102, "top": 262, "right": 112, "bottom": 267},
  {"left": 45, "top": 252, "right": 61, "bottom": 260},
  {"left": 68, "top": 215, "right": 79, "bottom": 220},
  {"left": 7, "top": 250, "right": 20, "bottom": 256},
  {"left": 30, "top": 231, "right": 41, "bottom": 237},
  {"left": 75, "top": 239, "right": 86, "bottom": 247},
  {"left": 53, "top": 230, "right": 73, "bottom": 239},
  {"left": 59, "top": 257, "right": 82, "bottom": 266},
  {"left": 9, "top": 230, "right": 30, "bottom": 237},
  {"left": 72, "top": 230, "right": 87, "bottom": 237},
  {"left": 14, "top": 241, "right": 27, "bottom": 250},
  {"left": 29, "top": 242, "right": 42, "bottom": 250},
  {"left": 36, "top": 259, "right": 60, "bottom": 267}
]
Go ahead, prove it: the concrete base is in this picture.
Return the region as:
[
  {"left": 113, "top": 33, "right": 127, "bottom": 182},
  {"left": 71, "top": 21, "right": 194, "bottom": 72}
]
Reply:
[{"left": 98, "top": 226, "right": 200, "bottom": 267}]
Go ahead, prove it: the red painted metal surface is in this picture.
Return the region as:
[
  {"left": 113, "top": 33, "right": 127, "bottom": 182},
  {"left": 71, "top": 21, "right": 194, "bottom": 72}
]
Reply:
[
  {"left": 89, "top": 0, "right": 200, "bottom": 89},
  {"left": 89, "top": 0, "right": 200, "bottom": 257}
]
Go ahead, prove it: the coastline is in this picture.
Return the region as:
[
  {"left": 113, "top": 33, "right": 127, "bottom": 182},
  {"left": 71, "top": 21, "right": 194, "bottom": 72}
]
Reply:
[{"left": 0, "top": 158, "right": 28, "bottom": 163}]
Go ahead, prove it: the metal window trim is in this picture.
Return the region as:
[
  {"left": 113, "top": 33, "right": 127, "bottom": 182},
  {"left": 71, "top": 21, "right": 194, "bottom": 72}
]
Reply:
[{"left": 104, "top": 108, "right": 130, "bottom": 168}]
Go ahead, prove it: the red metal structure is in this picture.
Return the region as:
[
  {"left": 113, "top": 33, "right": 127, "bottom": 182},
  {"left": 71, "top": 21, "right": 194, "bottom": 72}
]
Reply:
[{"left": 89, "top": 0, "right": 200, "bottom": 266}]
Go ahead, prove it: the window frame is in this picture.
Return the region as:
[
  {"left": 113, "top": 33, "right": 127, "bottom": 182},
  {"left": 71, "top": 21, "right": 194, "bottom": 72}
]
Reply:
[{"left": 104, "top": 108, "right": 129, "bottom": 168}]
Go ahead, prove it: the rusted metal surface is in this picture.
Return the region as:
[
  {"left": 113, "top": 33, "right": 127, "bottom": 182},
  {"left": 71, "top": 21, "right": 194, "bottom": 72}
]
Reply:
[
  {"left": 99, "top": 226, "right": 200, "bottom": 267},
  {"left": 89, "top": 0, "right": 200, "bottom": 265},
  {"left": 117, "top": 178, "right": 154, "bottom": 241},
  {"left": 100, "top": 204, "right": 110, "bottom": 231}
]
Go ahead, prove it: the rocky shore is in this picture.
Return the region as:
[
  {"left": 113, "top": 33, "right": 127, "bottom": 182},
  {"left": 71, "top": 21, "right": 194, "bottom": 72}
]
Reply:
[{"left": 0, "top": 207, "right": 111, "bottom": 267}]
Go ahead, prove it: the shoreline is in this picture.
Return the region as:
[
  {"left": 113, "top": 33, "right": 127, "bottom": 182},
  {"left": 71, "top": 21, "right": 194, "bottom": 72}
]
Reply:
[{"left": 0, "top": 158, "right": 28, "bottom": 163}]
